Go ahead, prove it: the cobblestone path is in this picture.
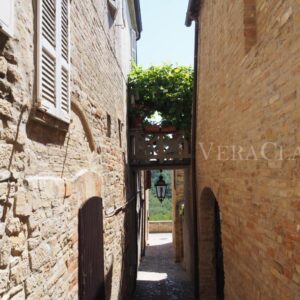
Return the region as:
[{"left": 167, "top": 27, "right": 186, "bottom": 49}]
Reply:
[{"left": 133, "top": 233, "right": 195, "bottom": 300}]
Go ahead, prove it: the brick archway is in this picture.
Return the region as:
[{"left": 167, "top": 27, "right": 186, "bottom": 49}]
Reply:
[{"left": 198, "top": 188, "right": 225, "bottom": 300}]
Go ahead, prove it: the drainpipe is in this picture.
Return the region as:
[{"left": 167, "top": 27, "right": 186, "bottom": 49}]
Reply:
[
  {"left": 185, "top": 1, "right": 201, "bottom": 297},
  {"left": 191, "top": 20, "right": 200, "bottom": 299}
]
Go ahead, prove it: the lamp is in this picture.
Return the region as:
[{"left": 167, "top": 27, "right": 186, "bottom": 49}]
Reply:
[{"left": 155, "top": 171, "right": 167, "bottom": 203}]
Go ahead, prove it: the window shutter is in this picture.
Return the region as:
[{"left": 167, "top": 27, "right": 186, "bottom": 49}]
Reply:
[
  {"left": 37, "top": 0, "right": 70, "bottom": 123},
  {"left": 59, "top": 0, "right": 70, "bottom": 120},
  {"left": 0, "top": 0, "right": 14, "bottom": 37},
  {"left": 131, "top": 29, "right": 137, "bottom": 62},
  {"left": 37, "top": 0, "right": 57, "bottom": 116}
]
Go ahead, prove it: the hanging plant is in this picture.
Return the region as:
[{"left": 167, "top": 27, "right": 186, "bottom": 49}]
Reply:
[{"left": 128, "top": 64, "right": 193, "bottom": 135}]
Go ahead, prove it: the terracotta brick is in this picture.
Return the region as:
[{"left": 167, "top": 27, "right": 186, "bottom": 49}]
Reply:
[
  {"left": 0, "top": 0, "right": 139, "bottom": 298},
  {"left": 195, "top": 0, "right": 300, "bottom": 299}
]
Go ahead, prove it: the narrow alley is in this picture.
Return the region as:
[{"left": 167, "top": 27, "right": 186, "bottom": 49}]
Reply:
[
  {"left": 0, "top": 0, "right": 299, "bottom": 299},
  {"left": 133, "top": 233, "right": 194, "bottom": 300}
]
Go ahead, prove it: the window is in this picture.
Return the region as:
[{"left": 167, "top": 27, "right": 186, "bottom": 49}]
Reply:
[
  {"left": 244, "top": 0, "right": 257, "bottom": 53},
  {"left": 107, "top": 114, "right": 111, "bottom": 137},
  {"left": 37, "top": 0, "right": 71, "bottom": 123},
  {"left": 0, "top": 0, "right": 14, "bottom": 37},
  {"left": 118, "top": 119, "right": 122, "bottom": 147},
  {"left": 131, "top": 29, "right": 137, "bottom": 62}
]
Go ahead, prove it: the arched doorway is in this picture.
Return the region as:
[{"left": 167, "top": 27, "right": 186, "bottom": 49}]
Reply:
[
  {"left": 79, "top": 197, "right": 105, "bottom": 300},
  {"left": 199, "top": 188, "right": 224, "bottom": 299},
  {"left": 214, "top": 199, "right": 224, "bottom": 299}
]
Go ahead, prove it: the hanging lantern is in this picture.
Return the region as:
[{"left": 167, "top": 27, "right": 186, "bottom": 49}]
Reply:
[{"left": 155, "top": 172, "right": 167, "bottom": 203}]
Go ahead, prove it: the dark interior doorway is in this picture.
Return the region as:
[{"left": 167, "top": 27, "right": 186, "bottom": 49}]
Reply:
[
  {"left": 200, "top": 188, "right": 225, "bottom": 299},
  {"left": 214, "top": 200, "right": 224, "bottom": 300},
  {"left": 79, "top": 197, "right": 105, "bottom": 300}
]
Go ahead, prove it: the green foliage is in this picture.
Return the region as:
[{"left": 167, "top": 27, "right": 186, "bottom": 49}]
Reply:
[
  {"left": 128, "top": 64, "right": 194, "bottom": 133},
  {"left": 149, "top": 170, "right": 172, "bottom": 221},
  {"left": 149, "top": 191, "right": 172, "bottom": 221}
]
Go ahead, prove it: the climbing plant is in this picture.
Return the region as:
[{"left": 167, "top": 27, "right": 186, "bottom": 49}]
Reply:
[{"left": 128, "top": 64, "right": 193, "bottom": 133}]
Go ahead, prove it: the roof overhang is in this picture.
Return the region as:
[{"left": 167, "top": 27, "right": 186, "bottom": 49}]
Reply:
[
  {"left": 134, "top": 0, "right": 142, "bottom": 40},
  {"left": 185, "top": 0, "right": 201, "bottom": 26},
  {"left": 128, "top": 0, "right": 143, "bottom": 40}
]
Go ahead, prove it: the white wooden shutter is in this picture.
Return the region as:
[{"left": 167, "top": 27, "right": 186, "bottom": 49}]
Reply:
[
  {"left": 37, "top": 0, "right": 70, "bottom": 123},
  {"left": 60, "top": 0, "right": 70, "bottom": 118},
  {"left": 0, "top": 0, "right": 14, "bottom": 37},
  {"left": 131, "top": 29, "right": 137, "bottom": 62}
]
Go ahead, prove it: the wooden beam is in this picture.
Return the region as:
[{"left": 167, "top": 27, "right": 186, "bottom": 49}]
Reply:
[{"left": 130, "top": 159, "right": 191, "bottom": 170}]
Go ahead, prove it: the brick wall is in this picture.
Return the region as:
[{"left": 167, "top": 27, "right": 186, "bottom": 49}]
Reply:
[
  {"left": 196, "top": 0, "right": 300, "bottom": 299},
  {"left": 0, "top": 0, "right": 137, "bottom": 299},
  {"left": 172, "top": 170, "right": 184, "bottom": 263},
  {"left": 172, "top": 168, "right": 195, "bottom": 280},
  {"left": 149, "top": 221, "right": 173, "bottom": 233}
]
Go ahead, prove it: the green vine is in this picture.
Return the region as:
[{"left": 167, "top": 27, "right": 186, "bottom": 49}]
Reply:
[{"left": 128, "top": 64, "right": 193, "bottom": 133}]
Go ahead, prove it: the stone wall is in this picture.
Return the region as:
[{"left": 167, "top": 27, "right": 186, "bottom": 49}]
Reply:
[
  {"left": 149, "top": 221, "right": 173, "bottom": 233},
  {"left": 196, "top": 0, "right": 300, "bottom": 299},
  {"left": 0, "top": 0, "right": 137, "bottom": 299}
]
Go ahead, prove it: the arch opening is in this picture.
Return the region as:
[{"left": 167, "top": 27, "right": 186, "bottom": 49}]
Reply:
[{"left": 199, "top": 188, "right": 225, "bottom": 299}]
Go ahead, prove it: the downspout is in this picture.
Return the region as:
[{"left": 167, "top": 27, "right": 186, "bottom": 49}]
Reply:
[{"left": 191, "top": 20, "right": 200, "bottom": 299}]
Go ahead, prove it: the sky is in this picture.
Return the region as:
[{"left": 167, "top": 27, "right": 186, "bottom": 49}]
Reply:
[{"left": 137, "top": 0, "right": 195, "bottom": 68}]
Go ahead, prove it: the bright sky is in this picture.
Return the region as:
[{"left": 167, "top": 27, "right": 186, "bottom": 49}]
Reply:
[{"left": 137, "top": 0, "right": 195, "bottom": 68}]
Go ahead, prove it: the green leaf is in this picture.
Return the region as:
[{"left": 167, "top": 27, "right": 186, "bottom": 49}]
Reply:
[{"left": 128, "top": 64, "right": 193, "bottom": 135}]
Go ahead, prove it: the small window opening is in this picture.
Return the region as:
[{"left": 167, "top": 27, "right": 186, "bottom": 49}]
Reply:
[
  {"left": 107, "top": 114, "right": 111, "bottom": 138},
  {"left": 118, "top": 119, "right": 122, "bottom": 147},
  {"left": 244, "top": 0, "right": 257, "bottom": 53}
]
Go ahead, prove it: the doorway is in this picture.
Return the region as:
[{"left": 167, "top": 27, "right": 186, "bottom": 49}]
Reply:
[
  {"left": 214, "top": 199, "right": 225, "bottom": 299},
  {"left": 199, "top": 188, "right": 225, "bottom": 299},
  {"left": 79, "top": 197, "right": 105, "bottom": 300}
]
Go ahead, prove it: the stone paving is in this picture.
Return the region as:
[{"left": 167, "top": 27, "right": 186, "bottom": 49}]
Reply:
[{"left": 133, "top": 233, "right": 195, "bottom": 300}]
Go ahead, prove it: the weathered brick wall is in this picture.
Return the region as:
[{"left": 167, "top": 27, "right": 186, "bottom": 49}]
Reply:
[
  {"left": 172, "top": 170, "right": 184, "bottom": 263},
  {"left": 149, "top": 221, "right": 173, "bottom": 233},
  {"left": 0, "top": 0, "right": 135, "bottom": 299},
  {"left": 196, "top": 0, "right": 300, "bottom": 299},
  {"left": 172, "top": 169, "right": 195, "bottom": 280}
]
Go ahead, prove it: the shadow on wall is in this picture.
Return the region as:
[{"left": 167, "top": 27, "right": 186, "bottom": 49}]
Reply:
[
  {"left": 199, "top": 188, "right": 225, "bottom": 300},
  {"left": 26, "top": 99, "right": 98, "bottom": 178},
  {"left": 119, "top": 162, "right": 139, "bottom": 300},
  {"left": 0, "top": 31, "right": 29, "bottom": 220},
  {"left": 26, "top": 117, "right": 68, "bottom": 145},
  {"left": 105, "top": 263, "right": 113, "bottom": 300},
  {"left": 0, "top": 28, "right": 27, "bottom": 220},
  {"left": 26, "top": 115, "right": 72, "bottom": 179},
  {"left": 1, "top": 105, "right": 27, "bottom": 222}
]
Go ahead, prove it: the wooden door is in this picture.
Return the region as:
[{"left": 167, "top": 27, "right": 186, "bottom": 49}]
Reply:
[{"left": 79, "top": 197, "right": 105, "bottom": 300}]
